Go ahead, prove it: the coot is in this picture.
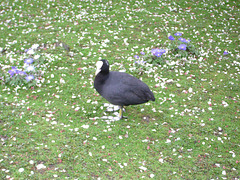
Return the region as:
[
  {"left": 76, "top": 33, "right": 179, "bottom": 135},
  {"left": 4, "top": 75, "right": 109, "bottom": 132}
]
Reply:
[{"left": 94, "top": 59, "right": 155, "bottom": 119}]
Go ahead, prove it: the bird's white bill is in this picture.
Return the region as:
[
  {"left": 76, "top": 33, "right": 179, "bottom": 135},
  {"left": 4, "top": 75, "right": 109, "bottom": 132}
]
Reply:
[{"left": 95, "top": 61, "right": 103, "bottom": 75}]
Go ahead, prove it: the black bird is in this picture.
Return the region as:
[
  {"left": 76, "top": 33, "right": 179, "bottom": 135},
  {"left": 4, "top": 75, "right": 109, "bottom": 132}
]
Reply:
[{"left": 94, "top": 59, "right": 155, "bottom": 119}]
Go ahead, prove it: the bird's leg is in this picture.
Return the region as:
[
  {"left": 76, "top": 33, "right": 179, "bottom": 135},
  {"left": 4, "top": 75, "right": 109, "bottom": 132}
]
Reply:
[
  {"left": 119, "top": 106, "right": 127, "bottom": 119},
  {"left": 119, "top": 106, "right": 123, "bottom": 119}
]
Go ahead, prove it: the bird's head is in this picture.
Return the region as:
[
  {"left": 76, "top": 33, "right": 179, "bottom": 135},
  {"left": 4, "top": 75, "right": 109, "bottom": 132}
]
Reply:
[{"left": 95, "top": 59, "right": 109, "bottom": 75}]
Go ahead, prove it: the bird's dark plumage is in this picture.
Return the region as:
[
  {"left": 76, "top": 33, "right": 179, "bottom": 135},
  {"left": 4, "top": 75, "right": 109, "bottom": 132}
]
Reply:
[{"left": 94, "top": 59, "right": 155, "bottom": 118}]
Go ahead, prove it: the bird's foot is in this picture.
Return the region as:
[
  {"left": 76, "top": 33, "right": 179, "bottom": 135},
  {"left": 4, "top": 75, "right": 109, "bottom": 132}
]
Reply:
[{"left": 120, "top": 116, "right": 128, "bottom": 119}]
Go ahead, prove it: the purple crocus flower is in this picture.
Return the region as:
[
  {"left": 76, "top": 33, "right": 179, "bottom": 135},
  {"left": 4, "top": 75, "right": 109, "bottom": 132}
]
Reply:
[
  {"left": 168, "top": 35, "right": 175, "bottom": 40},
  {"left": 25, "top": 75, "right": 34, "bottom": 82},
  {"left": 159, "top": 49, "right": 166, "bottom": 54},
  {"left": 174, "top": 32, "right": 182, "bottom": 36},
  {"left": 151, "top": 49, "right": 158, "bottom": 55},
  {"left": 134, "top": 55, "right": 139, "bottom": 59},
  {"left": 223, "top": 51, "right": 228, "bottom": 55},
  {"left": 151, "top": 49, "right": 160, "bottom": 57},
  {"left": 151, "top": 48, "right": 166, "bottom": 57},
  {"left": 24, "top": 58, "right": 34, "bottom": 64},
  {"left": 8, "top": 70, "right": 15, "bottom": 77},
  {"left": 178, "top": 44, "right": 187, "bottom": 50},
  {"left": 8, "top": 66, "right": 18, "bottom": 77},
  {"left": 155, "top": 52, "right": 162, "bottom": 57},
  {"left": 140, "top": 51, "right": 145, "bottom": 55},
  {"left": 178, "top": 38, "right": 188, "bottom": 43}
]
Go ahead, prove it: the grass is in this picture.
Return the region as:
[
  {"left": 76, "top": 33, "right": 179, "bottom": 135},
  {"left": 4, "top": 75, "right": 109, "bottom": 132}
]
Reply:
[{"left": 0, "top": 0, "right": 239, "bottom": 179}]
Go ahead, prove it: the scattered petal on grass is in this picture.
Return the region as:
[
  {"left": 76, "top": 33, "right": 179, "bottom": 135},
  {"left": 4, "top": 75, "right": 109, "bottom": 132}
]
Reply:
[
  {"left": 165, "top": 139, "right": 171, "bottom": 143},
  {"left": 176, "top": 83, "right": 181, "bottom": 87},
  {"left": 188, "top": 87, "right": 193, "bottom": 93},
  {"left": 150, "top": 174, "right": 155, "bottom": 178},
  {"left": 34, "top": 54, "right": 40, "bottom": 59},
  {"left": 36, "top": 163, "right": 46, "bottom": 170},
  {"left": 139, "top": 166, "right": 147, "bottom": 171},
  {"left": 135, "top": 60, "right": 146, "bottom": 65},
  {"left": 31, "top": 44, "right": 39, "bottom": 50},
  {"left": 18, "top": 168, "right": 24, "bottom": 173},
  {"left": 222, "top": 101, "right": 229, "bottom": 107},
  {"left": 229, "top": 151, "right": 236, "bottom": 158},
  {"left": 26, "top": 65, "right": 35, "bottom": 72},
  {"left": 60, "top": 78, "right": 65, "bottom": 84},
  {"left": 81, "top": 125, "right": 89, "bottom": 129},
  {"left": 159, "top": 158, "right": 164, "bottom": 163},
  {"left": 26, "top": 49, "right": 35, "bottom": 55},
  {"left": 29, "top": 160, "right": 34, "bottom": 164}
]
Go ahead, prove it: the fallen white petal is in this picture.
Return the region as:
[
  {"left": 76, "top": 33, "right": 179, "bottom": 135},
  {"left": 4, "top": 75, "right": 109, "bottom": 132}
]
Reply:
[
  {"left": 19, "top": 168, "right": 24, "bottom": 173},
  {"left": 165, "top": 139, "right": 171, "bottom": 143},
  {"left": 150, "top": 174, "right": 155, "bottom": 178},
  {"left": 139, "top": 166, "right": 147, "bottom": 171},
  {"left": 36, "top": 163, "right": 46, "bottom": 170},
  {"left": 81, "top": 125, "right": 89, "bottom": 129}
]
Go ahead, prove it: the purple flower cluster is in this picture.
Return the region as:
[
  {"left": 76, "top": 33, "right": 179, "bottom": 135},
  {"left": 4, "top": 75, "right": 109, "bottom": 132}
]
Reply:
[
  {"left": 168, "top": 32, "right": 191, "bottom": 51},
  {"left": 8, "top": 66, "right": 27, "bottom": 77},
  {"left": 8, "top": 58, "right": 35, "bottom": 82},
  {"left": 133, "top": 32, "right": 198, "bottom": 65},
  {"left": 151, "top": 48, "right": 166, "bottom": 57},
  {"left": 178, "top": 37, "right": 189, "bottom": 43},
  {"left": 134, "top": 48, "right": 166, "bottom": 65},
  {"left": 134, "top": 53, "right": 146, "bottom": 64}
]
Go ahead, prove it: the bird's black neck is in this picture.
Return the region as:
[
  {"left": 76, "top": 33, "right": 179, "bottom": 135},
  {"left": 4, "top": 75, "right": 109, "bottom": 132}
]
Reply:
[{"left": 95, "top": 73, "right": 110, "bottom": 86}]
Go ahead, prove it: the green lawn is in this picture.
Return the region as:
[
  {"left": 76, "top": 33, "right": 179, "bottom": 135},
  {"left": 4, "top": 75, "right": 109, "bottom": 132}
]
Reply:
[{"left": 0, "top": 0, "right": 239, "bottom": 179}]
